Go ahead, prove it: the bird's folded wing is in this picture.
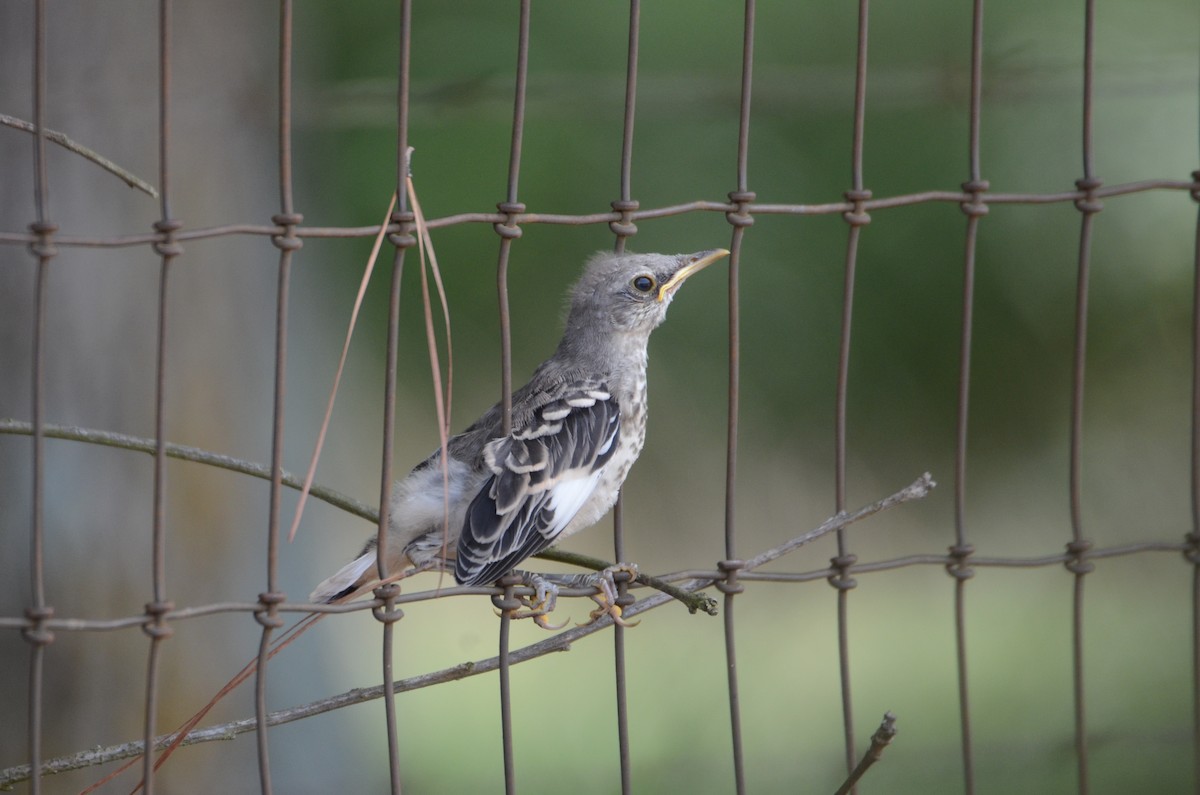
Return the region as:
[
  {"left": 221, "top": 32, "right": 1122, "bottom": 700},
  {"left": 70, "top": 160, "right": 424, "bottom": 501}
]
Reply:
[{"left": 454, "top": 383, "right": 619, "bottom": 586}]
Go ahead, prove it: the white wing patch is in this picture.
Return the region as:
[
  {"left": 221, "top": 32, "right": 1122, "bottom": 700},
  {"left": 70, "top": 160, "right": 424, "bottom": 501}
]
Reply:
[{"left": 542, "top": 469, "right": 603, "bottom": 540}]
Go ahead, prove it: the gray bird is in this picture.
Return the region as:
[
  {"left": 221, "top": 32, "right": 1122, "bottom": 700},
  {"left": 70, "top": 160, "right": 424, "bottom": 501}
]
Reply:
[{"left": 310, "top": 248, "right": 728, "bottom": 623}]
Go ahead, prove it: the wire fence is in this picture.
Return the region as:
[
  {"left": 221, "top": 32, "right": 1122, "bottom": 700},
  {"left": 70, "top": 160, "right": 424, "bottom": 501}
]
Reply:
[{"left": 2, "top": 1, "right": 1198, "bottom": 793}]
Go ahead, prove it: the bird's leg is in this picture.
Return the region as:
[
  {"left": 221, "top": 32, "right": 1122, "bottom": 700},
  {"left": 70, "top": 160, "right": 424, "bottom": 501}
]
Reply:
[
  {"left": 545, "top": 563, "right": 641, "bottom": 627},
  {"left": 499, "top": 570, "right": 568, "bottom": 630},
  {"left": 586, "top": 563, "right": 640, "bottom": 627}
]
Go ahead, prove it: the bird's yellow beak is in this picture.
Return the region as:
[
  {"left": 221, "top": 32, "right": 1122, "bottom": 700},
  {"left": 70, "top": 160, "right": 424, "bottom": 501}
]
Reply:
[{"left": 657, "top": 249, "right": 730, "bottom": 302}]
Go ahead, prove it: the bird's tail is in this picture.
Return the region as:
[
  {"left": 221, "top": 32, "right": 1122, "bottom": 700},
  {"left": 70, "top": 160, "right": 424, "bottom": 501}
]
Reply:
[{"left": 309, "top": 549, "right": 377, "bottom": 603}]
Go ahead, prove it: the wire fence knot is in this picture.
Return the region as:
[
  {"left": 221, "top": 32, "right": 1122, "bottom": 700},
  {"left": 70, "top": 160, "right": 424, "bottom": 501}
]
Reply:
[
  {"left": 959, "top": 179, "right": 990, "bottom": 218},
  {"left": 490, "top": 573, "right": 524, "bottom": 614},
  {"left": 142, "top": 600, "right": 175, "bottom": 640},
  {"left": 493, "top": 201, "right": 525, "bottom": 239},
  {"left": 1184, "top": 532, "right": 1200, "bottom": 565},
  {"left": 254, "top": 591, "right": 287, "bottom": 629},
  {"left": 372, "top": 583, "right": 405, "bottom": 624},
  {"left": 842, "top": 189, "right": 872, "bottom": 227},
  {"left": 270, "top": 212, "right": 304, "bottom": 252},
  {"left": 1073, "top": 177, "right": 1103, "bottom": 214},
  {"left": 1064, "top": 539, "right": 1094, "bottom": 575},
  {"left": 611, "top": 566, "right": 638, "bottom": 607},
  {"left": 946, "top": 543, "right": 976, "bottom": 581},
  {"left": 22, "top": 605, "right": 55, "bottom": 647},
  {"left": 152, "top": 218, "right": 184, "bottom": 258},
  {"left": 388, "top": 208, "right": 417, "bottom": 249},
  {"left": 609, "top": 199, "right": 639, "bottom": 238},
  {"left": 828, "top": 553, "right": 858, "bottom": 591},
  {"left": 22, "top": 610, "right": 55, "bottom": 648},
  {"left": 27, "top": 219, "right": 58, "bottom": 259},
  {"left": 715, "top": 559, "right": 746, "bottom": 595},
  {"left": 726, "top": 190, "right": 756, "bottom": 228}
]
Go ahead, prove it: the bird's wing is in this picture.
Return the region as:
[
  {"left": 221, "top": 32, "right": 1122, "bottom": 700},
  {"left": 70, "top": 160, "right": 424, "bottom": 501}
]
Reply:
[{"left": 454, "top": 382, "right": 620, "bottom": 586}]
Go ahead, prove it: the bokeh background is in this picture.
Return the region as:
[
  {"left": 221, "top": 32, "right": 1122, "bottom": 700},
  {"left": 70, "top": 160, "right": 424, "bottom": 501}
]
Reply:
[{"left": 1, "top": 1, "right": 1197, "bottom": 792}]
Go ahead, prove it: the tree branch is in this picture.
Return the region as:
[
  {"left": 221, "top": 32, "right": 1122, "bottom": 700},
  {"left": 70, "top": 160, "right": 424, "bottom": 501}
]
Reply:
[
  {"left": 834, "top": 712, "right": 898, "bottom": 795},
  {"left": 0, "top": 113, "right": 159, "bottom": 199},
  {"left": 0, "top": 419, "right": 377, "bottom": 522}
]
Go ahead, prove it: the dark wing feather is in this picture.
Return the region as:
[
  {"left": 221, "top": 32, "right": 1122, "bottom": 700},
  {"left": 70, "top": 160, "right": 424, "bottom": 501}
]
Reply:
[{"left": 454, "top": 383, "right": 620, "bottom": 586}]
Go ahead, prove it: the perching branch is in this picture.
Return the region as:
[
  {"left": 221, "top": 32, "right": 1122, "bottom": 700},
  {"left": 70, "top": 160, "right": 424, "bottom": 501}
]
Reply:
[
  {"left": 0, "top": 474, "right": 933, "bottom": 789},
  {"left": 834, "top": 712, "right": 899, "bottom": 795},
  {"left": 0, "top": 113, "right": 159, "bottom": 199},
  {"left": 0, "top": 418, "right": 932, "bottom": 615},
  {"left": 0, "top": 419, "right": 377, "bottom": 522},
  {"left": 536, "top": 548, "right": 718, "bottom": 615},
  {"left": 0, "top": 419, "right": 711, "bottom": 613}
]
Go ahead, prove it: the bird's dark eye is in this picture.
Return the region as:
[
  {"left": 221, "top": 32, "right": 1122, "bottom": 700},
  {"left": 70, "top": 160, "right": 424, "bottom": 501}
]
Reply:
[{"left": 631, "top": 274, "right": 656, "bottom": 293}]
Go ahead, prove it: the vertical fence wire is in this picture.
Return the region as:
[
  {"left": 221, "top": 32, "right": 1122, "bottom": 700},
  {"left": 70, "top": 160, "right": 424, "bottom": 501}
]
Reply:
[
  {"left": 375, "top": 2, "right": 416, "bottom": 792},
  {"left": 253, "top": 4, "right": 300, "bottom": 792},
  {"left": 1067, "top": 2, "right": 1101, "bottom": 793},
  {"left": 949, "top": 1, "right": 988, "bottom": 793},
  {"left": 833, "top": 0, "right": 872, "bottom": 783},
  {"left": 609, "top": 2, "right": 642, "bottom": 791},
  {"left": 1192, "top": 183, "right": 1200, "bottom": 795},
  {"left": 1193, "top": 38, "right": 1200, "bottom": 785},
  {"left": 494, "top": 2, "right": 532, "bottom": 792},
  {"left": 718, "top": 2, "right": 756, "bottom": 793},
  {"left": 1193, "top": 43, "right": 1200, "bottom": 794},
  {"left": 140, "top": 1, "right": 179, "bottom": 792},
  {"left": 1192, "top": 161, "right": 1200, "bottom": 795},
  {"left": 494, "top": 0, "right": 531, "bottom": 439},
  {"left": 24, "top": 2, "right": 55, "bottom": 794},
  {"left": 378, "top": 222, "right": 406, "bottom": 795}
]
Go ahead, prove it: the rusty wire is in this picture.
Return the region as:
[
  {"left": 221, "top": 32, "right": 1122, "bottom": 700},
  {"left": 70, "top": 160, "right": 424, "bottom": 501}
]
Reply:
[
  {"left": 950, "top": 0, "right": 987, "bottom": 791},
  {"left": 140, "top": 2, "right": 177, "bottom": 794},
  {"left": 4, "top": 1, "right": 1200, "bottom": 794},
  {"left": 609, "top": 3, "right": 642, "bottom": 793},
  {"left": 23, "top": 2, "right": 53, "bottom": 795}
]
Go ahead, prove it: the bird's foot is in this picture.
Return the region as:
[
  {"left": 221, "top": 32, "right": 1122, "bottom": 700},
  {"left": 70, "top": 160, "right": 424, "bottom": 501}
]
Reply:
[
  {"left": 496, "top": 571, "right": 568, "bottom": 630},
  {"left": 578, "top": 563, "right": 640, "bottom": 628}
]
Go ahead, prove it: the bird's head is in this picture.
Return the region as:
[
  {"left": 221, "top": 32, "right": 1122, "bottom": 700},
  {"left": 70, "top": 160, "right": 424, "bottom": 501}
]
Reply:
[{"left": 565, "top": 249, "right": 730, "bottom": 336}]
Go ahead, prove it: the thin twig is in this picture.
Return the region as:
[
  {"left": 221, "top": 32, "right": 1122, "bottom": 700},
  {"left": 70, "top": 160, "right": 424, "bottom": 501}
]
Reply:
[
  {"left": 834, "top": 712, "right": 898, "bottom": 795},
  {"left": 287, "top": 192, "right": 397, "bottom": 543},
  {"left": 744, "top": 473, "right": 935, "bottom": 572},
  {"left": 0, "top": 113, "right": 159, "bottom": 199},
  {"left": 0, "top": 475, "right": 933, "bottom": 789},
  {"left": 0, "top": 419, "right": 378, "bottom": 521},
  {"left": 407, "top": 169, "right": 457, "bottom": 585}
]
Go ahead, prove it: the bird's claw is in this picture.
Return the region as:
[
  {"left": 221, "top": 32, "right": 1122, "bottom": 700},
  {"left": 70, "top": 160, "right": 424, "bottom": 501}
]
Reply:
[
  {"left": 577, "top": 563, "right": 641, "bottom": 628},
  {"left": 495, "top": 572, "right": 568, "bottom": 630}
]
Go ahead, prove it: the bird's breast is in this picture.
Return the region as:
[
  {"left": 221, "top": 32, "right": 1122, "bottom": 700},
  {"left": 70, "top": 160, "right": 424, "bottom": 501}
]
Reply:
[{"left": 560, "top": 376, "right": 648, "bottom": 537}]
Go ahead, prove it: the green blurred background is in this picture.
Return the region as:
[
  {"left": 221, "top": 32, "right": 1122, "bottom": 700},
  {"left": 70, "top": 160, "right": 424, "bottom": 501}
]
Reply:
[{"left": 0, "top": 0, "right": 1197, "bottom": 792}]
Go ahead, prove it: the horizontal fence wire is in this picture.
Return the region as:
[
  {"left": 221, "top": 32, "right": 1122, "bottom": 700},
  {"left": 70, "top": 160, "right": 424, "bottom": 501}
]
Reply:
[
  {"left": 0, "top": 180, "right": 1194, "bottom": 249},
  {"left": 0, "top": 540, "right": 1191, "bottom": 635},
  {"left": 3, "top": 0, "right": 1199, "bottom": 793}
]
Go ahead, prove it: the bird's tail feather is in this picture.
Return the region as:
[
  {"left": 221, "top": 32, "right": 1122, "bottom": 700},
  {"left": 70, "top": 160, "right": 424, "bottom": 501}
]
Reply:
[{"left": 309, "top": 550, "right": 377, "bottom": 603}]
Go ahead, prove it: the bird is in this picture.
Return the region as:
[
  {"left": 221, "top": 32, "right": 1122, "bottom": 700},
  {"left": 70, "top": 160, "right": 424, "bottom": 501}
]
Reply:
[{"left": 310, "top": 248, "right": 728, "bottom": 625}]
